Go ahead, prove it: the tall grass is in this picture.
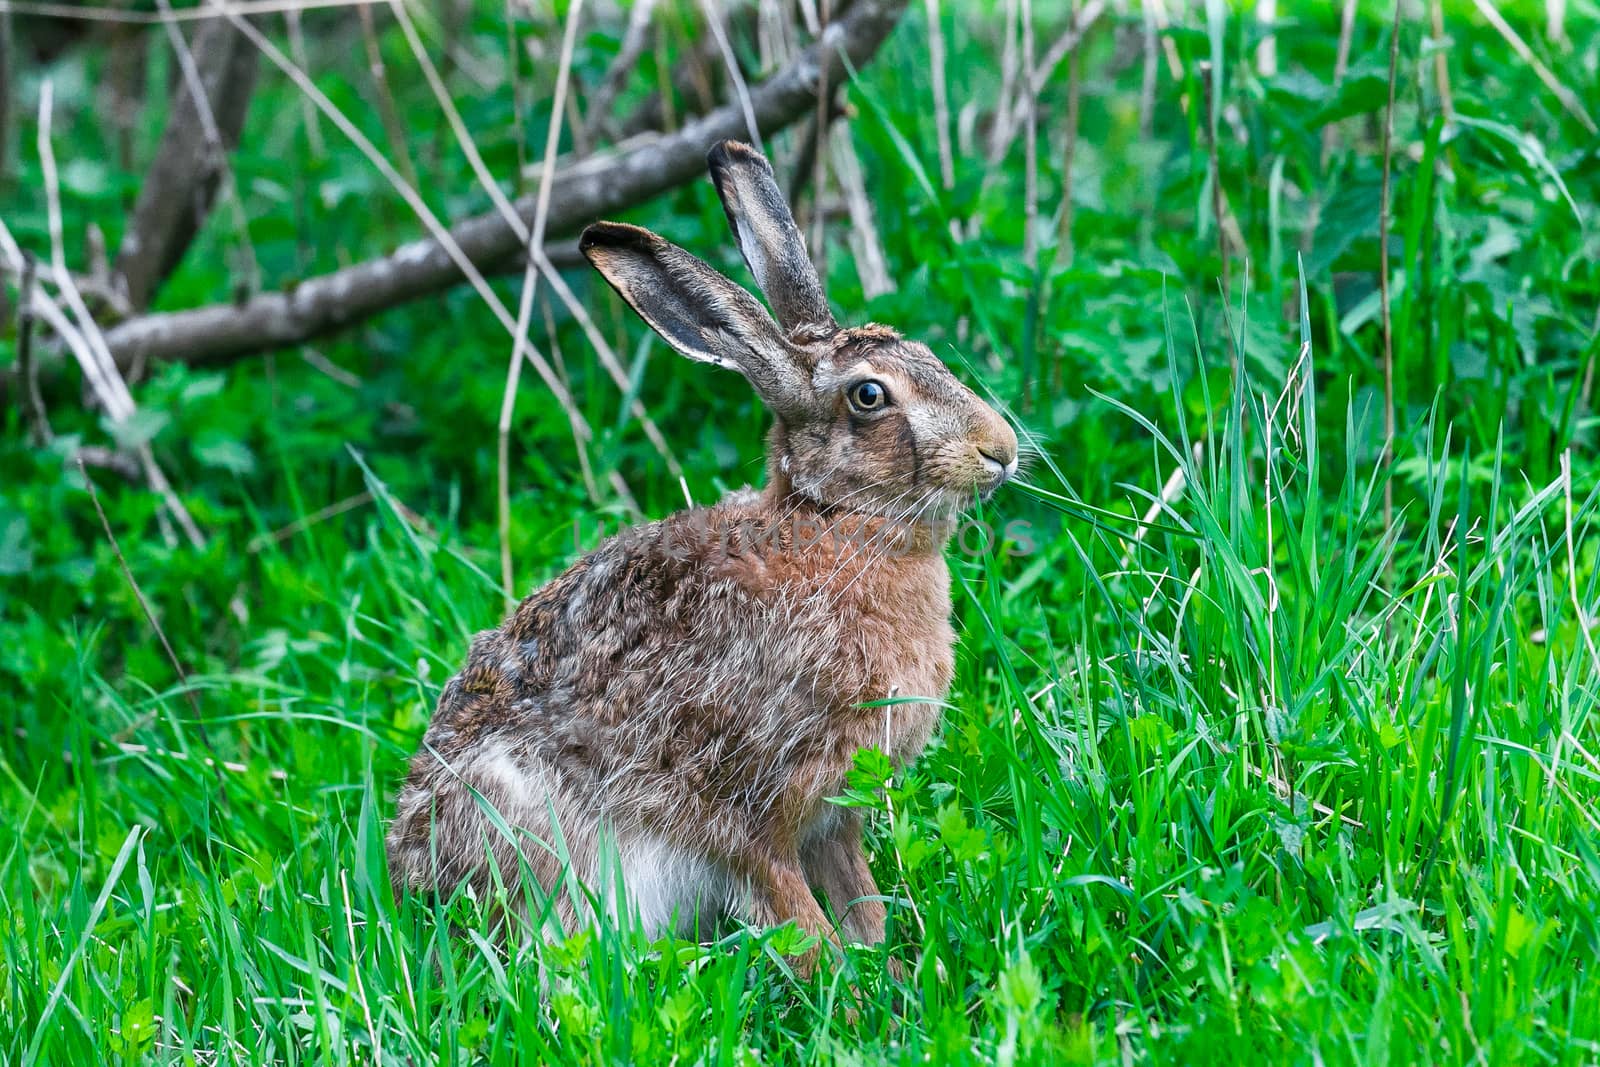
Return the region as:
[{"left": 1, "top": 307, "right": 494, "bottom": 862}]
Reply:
[{"left": 5, "top": 276, "right": 1597, "bottom": 1062}]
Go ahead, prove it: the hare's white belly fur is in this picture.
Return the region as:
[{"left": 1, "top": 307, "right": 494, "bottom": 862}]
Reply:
[
  {"left": 609, "top": 832, "right": 742, "bottom": 937},
  {"left": 461, "top": 739, "right": 737, "bottom": 935}
]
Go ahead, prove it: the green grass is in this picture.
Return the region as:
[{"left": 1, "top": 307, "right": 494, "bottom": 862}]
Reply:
[{"left": 3, "top": 2, "right": 1600, "bottom": 1063}]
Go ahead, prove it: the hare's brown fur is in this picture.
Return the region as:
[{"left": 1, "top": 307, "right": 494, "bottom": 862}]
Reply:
[{"left": 386, "top": 142, "right": 1017, "bottom": 974}]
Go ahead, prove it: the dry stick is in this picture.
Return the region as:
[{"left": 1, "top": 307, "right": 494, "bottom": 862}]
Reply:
[
  {"left": 0, "top": 225, "right": 112, "bottom": 399},
  {"left": 1147, "top": 0, "right": 1184, "bottom": 82},
  {"left": 299, "top": 346, "right": 361, "bottom": 388},
  {"left": 0, "top": 257, "right": 129, "bottom": 319},
  {"left": 1378, "top": 0, "right": 1401, "bottom": 537},
  {"left": 77, "top": 458, "right": 228, "bottom": 794},
  {"left": 500, "top": 0, "right": 587, "bottom": 601},
  {"left": 795, "top": 0, "right": 820, "bottom": 35},
  {"left": 388, "top": 0, "right": 617, "bottom": 474},
  {"left": 753, "top": 0, "right": 779, "bottom": 72},
  {"left": 987, "top": 0, "right": 1106, "bottom": 167},
  {"left": 247, "top": 490, "right": 373, "bottom": 552},
  {"left": 701, "top": 0, "right": 763, "bottom": 152},
  {"left": 1428, "top": 0, "right": 1453, "bottom": 122},
  {"left": 85, "top": 223, "right": 110, "bottom": 291},
  {"left": 17, "top": 252, "right": 52, "bottom": 445},
  {"left": 387, "top": 0, "right": 525, "bottom": 236},
  {"left": 1548, "top": 0, "right": 1567, "bottom": 44},
  {"left": 1048, "top": 0, "right": 1084, "bottom": 398},
  {"left": 923, "top": 0, "right": 954, "bottom": 194},
  {"left": 1323, "top": 0, "right": 1358, "bottom": 166},
  {"left": 828, "top": 125, "right": 893, "bottom": 299},
  {"left": 37, "top": 83, "right": 205, "bottom": 549},
  {"left": 1469, "top": 0, "right": 1595, "bottom": 134},
  {"left": 990, "top": 0, "right": 1019, "bottom": 163},
  {"left": 562, "top": 67, "right": 591, "bottom": 159},
  {"left": 501, "top": 0, "right": 527, "bottom": 175},
  {"left": 1058, "top": 0, "right": 1082, "bottom": 265},
  {"left": 617, "top": 8, "right": 734, "bottom": 141},
  {"left": 786, "top": 85, "right": 839, "bottom": 200},
  {"left": 1137, "top": 1, "right": 1157, "bottom": 137},
  {"left": 88, "top": 0, "right": 908, "bottom": 376},
  {"left": 678, "top": 3, "right": 719, "bottom": 117},
  {"left": 584, "top": 0, "right": 658, "bottom": 141},
  {"left": 1255, "top": 0, "right": 1276, "bottom": 76},
  {"left": 809, "top": 0, "right": 833, "bottom": 281},
  {"left": 8, "top": 275, "right": 153, "bottom": 485},
  {"left": 115, "top": 7, "right": 249, "bottom": 309},
  {"left": 1020, "top": 0, "right": 1037, "bottom": 269},
  {"left": 284, "top": 6, "right": 324, "bottom": 157},
  {"left": 358, "top": 2, "right": 420, "bottom": 192}
]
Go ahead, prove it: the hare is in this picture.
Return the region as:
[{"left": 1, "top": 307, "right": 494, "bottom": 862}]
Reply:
[{"left": 386, "top": 140, "right": 1018, "bottom": 976}]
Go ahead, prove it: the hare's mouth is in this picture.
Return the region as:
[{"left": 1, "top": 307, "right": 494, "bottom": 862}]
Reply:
[{"left": 978, "top": 451, "right": 1018, "bottom": 496}]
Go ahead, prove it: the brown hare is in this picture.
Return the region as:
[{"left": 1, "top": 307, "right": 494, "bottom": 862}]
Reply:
[{"left": 386, "top": 140, "right": 1018, "bottom": 977}]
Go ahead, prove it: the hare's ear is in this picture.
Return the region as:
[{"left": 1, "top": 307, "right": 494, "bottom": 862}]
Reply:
[
  {"left": 707, "top": 140, "right": 836, "bottom": 339},
  {"left": 580, "top": 221, "right": 816, "bottom": 417}
]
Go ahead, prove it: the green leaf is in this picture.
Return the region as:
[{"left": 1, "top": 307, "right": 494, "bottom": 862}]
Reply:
[
  {"left": 0, "top": 513, "right": 33, "bottom": 576},
  {"left": 194, "top": 434, "right": 257, "bottom": 475},
  {"left": 103, "top": 408, "right": 170, "bottom": 449}
]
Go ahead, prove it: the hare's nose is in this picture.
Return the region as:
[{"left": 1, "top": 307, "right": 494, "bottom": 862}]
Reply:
[{"left": 978, "top": 447, "right": 1018, "bottom": 488}]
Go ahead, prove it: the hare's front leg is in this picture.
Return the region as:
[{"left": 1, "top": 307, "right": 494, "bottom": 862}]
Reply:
[
  {"left": 801, "top": 811, "right": 887, "bottom": 946},
  {"left": 742, "top": 852, "right": 839, "bottom": 978}
]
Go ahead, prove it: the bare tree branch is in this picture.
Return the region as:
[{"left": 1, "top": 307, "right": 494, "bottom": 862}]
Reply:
[
  {"left": 91, "top": 0, "right": 906, "bottom": 375},
  {"left": 113, "top": 12, "right": 259, "bottom": 310}
]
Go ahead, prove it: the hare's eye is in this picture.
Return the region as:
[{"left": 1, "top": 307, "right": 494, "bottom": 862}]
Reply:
[{"left": 848, "top": 379, "right": 890, "bottom": 413}]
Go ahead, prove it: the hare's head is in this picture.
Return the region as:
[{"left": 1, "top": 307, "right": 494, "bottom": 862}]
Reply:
[{"left": 581, "top": 140, "right": 1017, "bottom": 522}]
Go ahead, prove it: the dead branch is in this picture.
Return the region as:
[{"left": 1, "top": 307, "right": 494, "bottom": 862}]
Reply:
[
  {"left": 84, "top": 0, "right": 906, "bottom": 376},
  {"left": 113, "top": 12, "right": 259, "bottom": 311}
]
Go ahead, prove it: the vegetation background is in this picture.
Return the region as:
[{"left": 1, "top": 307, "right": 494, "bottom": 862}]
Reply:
[{"left": 2, "top": 0, "right": 1598, "bottom": 1062}]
